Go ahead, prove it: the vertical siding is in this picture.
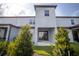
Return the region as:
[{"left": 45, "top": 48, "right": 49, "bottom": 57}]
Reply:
[
  {"left": 56, "top": 18, "right": 79, "bottom": 27},
  {"left": 0, "top": 17, "right": 35, "bottom": 27},
  {"left": 35, "top": 7, "right": 56, "bottom": 27}
]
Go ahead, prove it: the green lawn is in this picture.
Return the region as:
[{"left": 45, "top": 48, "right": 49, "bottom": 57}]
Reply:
[
  {"left": 33, "top": 46, "right": 52, "bottom": 56},
  {"left": 33, "top": 42, "right": 79, "bottom": 56},
  {"left": 70, "top": 42, "right": 79, "bottom": 56}
]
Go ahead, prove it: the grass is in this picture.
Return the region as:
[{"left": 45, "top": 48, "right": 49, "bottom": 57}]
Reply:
[
  {"left": 33, "top": 42, "right": 79, "bottom": 56},
  {"left": 33, "top": 46, "right": 52, "bottom": 56},
  {"left": 70, "top": 42, "right": 79, "bottom": 55}
]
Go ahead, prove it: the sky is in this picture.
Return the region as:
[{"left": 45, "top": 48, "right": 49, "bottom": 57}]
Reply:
[
  {"left": 56, "top": 3, "right": 79, "bottom": 16},
  {"left": 0, "top": 0, "right": 79, "bottom": 16}
]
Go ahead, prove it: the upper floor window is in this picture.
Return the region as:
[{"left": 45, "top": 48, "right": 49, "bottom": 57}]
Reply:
[
  {"left": 29, "top": 19, "right": 35, "bottom": 25},
  {"left": 29, "top": 19, "right": 32, "bottom": 24},
  {"left": 44, "top": 10, "right": 49, "bottom": 16},
  {"left": 71, "top": 19, "right": 75, "bottom": 25}
]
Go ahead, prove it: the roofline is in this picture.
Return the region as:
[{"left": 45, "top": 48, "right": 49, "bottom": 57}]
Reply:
[
  {"left": 34, "top": 4, "right": 57, "bottom": 9},
  {"left": 0, "top": 24, "right": 35, "bottom": 29},
  {"left": 0, "top": 24, "right": 20, "bottom": 28},
  {"left": 34, "top": 5, "right": 57, "bottom": 8},
  {"left": 0, "top": 24, "right": 78, "bottom": 29},
  {"left": 70, "top": 24, "right": 79, "bottom": 29},
  {"left": 0, "top": 16, "right": 79, "bottom": 18},
  {"left": 0, "top": 16, "right": 35, "bottom": 18},
  {"left": 56, "top": 16, "right": 79, "bottom": 18}
]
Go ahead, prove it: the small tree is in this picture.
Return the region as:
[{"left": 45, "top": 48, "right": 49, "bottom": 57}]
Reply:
[
  {"left": 52, "top": 27, "right": 73, "bottom": 56},
  {"left": 7, "top": 25, "right": 33, "bottom": 56}
]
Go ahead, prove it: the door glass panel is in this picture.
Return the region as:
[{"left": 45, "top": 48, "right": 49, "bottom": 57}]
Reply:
[{"left": 38, "top": 31, "right": 48, "bottom": 41}]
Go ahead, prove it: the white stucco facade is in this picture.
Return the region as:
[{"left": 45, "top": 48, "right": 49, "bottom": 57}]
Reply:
[{"left": 0, "top": 4, "right": 79, "bottom": 46}]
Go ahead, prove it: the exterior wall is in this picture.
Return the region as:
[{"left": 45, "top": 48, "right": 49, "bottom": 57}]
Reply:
[
  {"left": 34, "top": 6, "right": 57, "bottom": 45},
  {"left": 30, "top": 28, "right": 35, "bottom": 43},
  {"left": 74, "top": 18, "right": 79, "bottom": 25},
  {"left": 0, "top": 17, "right": 35, "bottom": 27},
  {"left": 67, "top": 29, "right": 74, "bottom": 42},
  {"left": 56, "top": 17, "right": 79, "bottom": 27},
  {"left": 8, "top": 26, "right": 35, "bottom": 42},
  {"left": 35, "top": 7, "right": 56, "bottom": 27},
  {"left": 6, "top": 26, "right": 10, "bottom": 41},
  {"left": 0, "top": 17, "right": 78, "bottom": 28},
  {"left": 9, "top": 26, "right": 19, "bottom": 41},
  {"left": 48, "top": 29, "right": 54, "bottom": 43}
]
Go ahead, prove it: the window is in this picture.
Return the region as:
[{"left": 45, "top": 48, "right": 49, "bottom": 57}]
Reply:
[
  {"left": 29, "top": 19, "right": 35, "bottom": 24},
  {"left": 38, "top": 31, "right": 48, "bottom": 41},
  {"left": 29, "top": 19, "right": 32, "bottom": 24},
  {"left": 0, "top": 28, "right": 7, "bottom": 40},
  {"left": 44, "top": 10, "right": 49, "bottom": 16},
  {"left": 33, "top": 20, "right": 35, "bottom": 24},
  {"left": 71, "top": 19, "right": 75, "bottom": 25}
]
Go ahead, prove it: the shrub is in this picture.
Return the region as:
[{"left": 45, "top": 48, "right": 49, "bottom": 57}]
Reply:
[
  {"left": 52, "top": 27, "right": 74, "bottom": 56},
  {"left": 0, "top": 40, "right": 8, "bottom": 56},
  {"left": 7, "top": 25, "right": 33, "bottom": 56},
  {"left": 7, "top": 40, "right": 17, "bottom": 56}
]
